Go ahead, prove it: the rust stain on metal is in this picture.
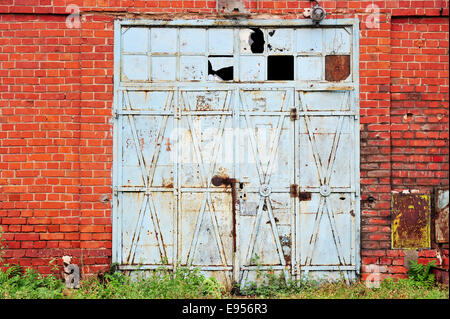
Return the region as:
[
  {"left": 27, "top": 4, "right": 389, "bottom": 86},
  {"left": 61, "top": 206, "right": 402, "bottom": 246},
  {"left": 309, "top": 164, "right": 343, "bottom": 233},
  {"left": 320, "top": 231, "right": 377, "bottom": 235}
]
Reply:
[
  {"left": 391, "top": 193, "right": 431, "bottom": 249},
  {"left": 298, "top": 192, "right": 312, "bottom": 201},
  {"left": 290, "top": 107, "right": 297, "bottom": 121},
  {"left": 196, "top": 95, "right": 211, "bottom": 110},
  {"left": 435, "top": 188, "right": 449, "bottom": 244},
  {"left": 290, "top": 184, "right": 311, "bottom": 201},
  {"left": 325, "top": 55, "right": 350, "bottom": 82},
  {"left": 163, "top": 180, "right": 174, "bottom": 188},
  {"left": 211, "top": 175, "right": 238, "bottom": 253},
  {"left": 290, "top": 184, "right": 298, "bottom": 198}
]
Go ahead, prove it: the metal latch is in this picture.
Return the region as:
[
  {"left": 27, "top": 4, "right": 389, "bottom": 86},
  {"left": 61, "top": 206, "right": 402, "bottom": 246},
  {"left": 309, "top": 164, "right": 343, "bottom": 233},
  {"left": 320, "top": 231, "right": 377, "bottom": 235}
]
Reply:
[
  {"left": 290, "top": 184, "right": 298, "bottom": 197},
  {"left": 290, "top": 108, "right": 298, "bottom": 121}
]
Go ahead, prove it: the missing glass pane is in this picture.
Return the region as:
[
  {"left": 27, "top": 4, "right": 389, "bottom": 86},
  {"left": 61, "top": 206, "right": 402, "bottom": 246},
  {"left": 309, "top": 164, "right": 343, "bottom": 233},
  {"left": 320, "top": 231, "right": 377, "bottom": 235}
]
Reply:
[
  {"left": 208, "top": 58, "right": 233, "bottom": 81},
  {"left": 267, "top": 55, "right": 294, "bottom": 80}
]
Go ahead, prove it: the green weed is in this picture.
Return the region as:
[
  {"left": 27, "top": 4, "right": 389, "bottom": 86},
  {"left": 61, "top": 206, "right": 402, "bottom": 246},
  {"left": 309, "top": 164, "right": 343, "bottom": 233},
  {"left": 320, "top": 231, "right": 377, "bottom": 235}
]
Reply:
[
  {"left": 407, "top": 259, "right": 437, "bottom": 288},
  {"left": 71, "top": 265, "right": 226, "bottom": 299},
  {"left": 0, "top": 266, "right": 65, "bottom": 299},
  {"left": 0, "top": 259, "right": 447, "bottom": 299}
]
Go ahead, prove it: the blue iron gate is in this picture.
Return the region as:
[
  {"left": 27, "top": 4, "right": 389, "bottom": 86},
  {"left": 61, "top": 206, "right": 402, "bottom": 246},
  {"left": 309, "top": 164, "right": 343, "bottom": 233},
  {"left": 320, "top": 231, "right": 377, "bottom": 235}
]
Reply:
[{"left": 113, "top": 19, "right": 360, "bottom": 288}]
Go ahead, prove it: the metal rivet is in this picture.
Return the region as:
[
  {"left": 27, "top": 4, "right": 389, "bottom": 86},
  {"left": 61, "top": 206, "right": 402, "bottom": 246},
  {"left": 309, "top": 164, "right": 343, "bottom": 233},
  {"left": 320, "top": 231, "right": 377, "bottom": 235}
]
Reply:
[
  {"left": 319, "top": 185, "right": 331, "bottom": 197},
  {"left": 259, "top": 184, "right": 272, "bottom": 197}
]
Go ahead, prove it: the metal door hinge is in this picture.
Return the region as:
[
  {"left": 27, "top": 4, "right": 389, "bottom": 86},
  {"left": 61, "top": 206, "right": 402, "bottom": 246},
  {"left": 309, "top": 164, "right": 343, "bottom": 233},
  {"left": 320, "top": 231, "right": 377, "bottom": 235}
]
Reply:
[
  {"left": 290, "top": 108, "right": 298, "bottom": 121},
  {"left": 113, "top": 186, "right": 118, "bottom": 196},
  {"left": 290, "top": 184, "right": 298, "bottom": 197}
]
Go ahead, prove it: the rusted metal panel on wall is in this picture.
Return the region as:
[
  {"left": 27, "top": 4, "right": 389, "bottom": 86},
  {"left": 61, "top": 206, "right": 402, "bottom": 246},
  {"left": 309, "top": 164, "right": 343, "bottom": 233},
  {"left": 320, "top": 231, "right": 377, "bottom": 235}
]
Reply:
[
  {"left": 325, "top": 55, "right": 351, "bottom": 82},
  {"left": 113, "top": 19, "right": 360, "bottom": 288},
  {"left": 435, "top": 188, "right": 449, "bottom": 244},
  {"left": 392, "top": 193, "right": 431, "bottom": 249}
]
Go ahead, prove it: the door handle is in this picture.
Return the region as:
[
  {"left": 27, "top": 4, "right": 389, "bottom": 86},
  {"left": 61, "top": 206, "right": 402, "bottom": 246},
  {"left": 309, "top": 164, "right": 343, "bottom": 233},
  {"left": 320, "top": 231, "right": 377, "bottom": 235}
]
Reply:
[{"left": 211, "top": 175, "right": 234, "bottom": 187}]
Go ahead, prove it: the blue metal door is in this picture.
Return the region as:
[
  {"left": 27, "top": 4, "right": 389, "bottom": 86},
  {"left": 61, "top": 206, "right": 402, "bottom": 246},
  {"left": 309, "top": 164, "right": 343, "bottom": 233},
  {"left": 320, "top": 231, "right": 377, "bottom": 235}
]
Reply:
[{"left": 113, "top": 19, "right": 360, "bottom": 288}]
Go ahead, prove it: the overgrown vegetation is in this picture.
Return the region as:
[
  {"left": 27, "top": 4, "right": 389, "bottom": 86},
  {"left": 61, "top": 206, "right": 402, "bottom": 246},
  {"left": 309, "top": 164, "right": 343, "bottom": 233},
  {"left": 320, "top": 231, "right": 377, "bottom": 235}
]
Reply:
[
  {"left": 0, "top": 263, "right": 227, "bottom": 299},
  {"left": 238, "top": 271, "right": 448, "bottom": 299},
  {"left": 235, "top": 259, "right": 447, "bottom": 299},
  {"left": 71, "top": 265, "right": 226, "bottom": 299},
  {"left": 0, "top": 231, "right": 447, "bottom": 299},
  {"left": 0, "top": 264, "right": 65, "bottom": 299},
  {"left": 407, "top": 259, "right": 437, "bottom": 288},
  {"left": 0, "top": 263, "right": 447, "bottom": 299}
]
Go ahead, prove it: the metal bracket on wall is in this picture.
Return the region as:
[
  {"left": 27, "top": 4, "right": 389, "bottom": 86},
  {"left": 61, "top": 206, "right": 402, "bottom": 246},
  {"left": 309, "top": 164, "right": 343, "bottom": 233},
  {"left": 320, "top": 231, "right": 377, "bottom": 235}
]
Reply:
[{"left": 216, "top": 0, "right": 250, "bottom": 14}]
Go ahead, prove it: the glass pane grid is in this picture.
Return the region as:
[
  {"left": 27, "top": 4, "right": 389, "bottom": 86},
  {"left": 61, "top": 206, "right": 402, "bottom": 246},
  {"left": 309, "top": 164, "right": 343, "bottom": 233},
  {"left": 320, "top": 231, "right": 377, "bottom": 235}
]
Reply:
[{"left": 120, "top": 27, "right": 352, "bottom": 83}]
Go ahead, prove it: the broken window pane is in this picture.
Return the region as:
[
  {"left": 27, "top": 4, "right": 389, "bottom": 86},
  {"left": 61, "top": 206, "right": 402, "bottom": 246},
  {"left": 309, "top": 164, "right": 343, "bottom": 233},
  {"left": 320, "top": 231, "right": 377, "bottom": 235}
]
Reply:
[
  {"left": 239, "top": 28, "right": 265, "bottom": 54},
  {"left": 208, "top": 57, "right": 233, "bottom": 81},
  {"left": 267, "top": 56, "right": 294, "bottom": 80},
  {"left": 267, "top": 29, "right": 293, "bottom": 53}
]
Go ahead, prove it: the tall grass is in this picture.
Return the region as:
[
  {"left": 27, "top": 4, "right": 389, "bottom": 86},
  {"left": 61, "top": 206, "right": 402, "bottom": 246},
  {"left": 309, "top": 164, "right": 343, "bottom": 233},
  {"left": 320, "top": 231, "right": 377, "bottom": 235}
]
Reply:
[
  {"left": 0, "top": 264, "right": 447, "bottom": 299},
  {"left": 71, "top": 266, "right": 226, "bottom": 299},
  {"left": 0, "top": 265, "right": 65, "bottom": 299},
  {"left": 0, "top": 232, "right": 447, "bottom": 301}
]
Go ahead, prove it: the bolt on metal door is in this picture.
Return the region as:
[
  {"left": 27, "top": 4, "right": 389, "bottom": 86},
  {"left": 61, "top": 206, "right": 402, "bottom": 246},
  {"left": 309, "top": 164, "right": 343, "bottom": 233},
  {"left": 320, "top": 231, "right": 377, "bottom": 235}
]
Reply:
[{"left": 113, "top": 19, "right": 360, "bottom": 288}]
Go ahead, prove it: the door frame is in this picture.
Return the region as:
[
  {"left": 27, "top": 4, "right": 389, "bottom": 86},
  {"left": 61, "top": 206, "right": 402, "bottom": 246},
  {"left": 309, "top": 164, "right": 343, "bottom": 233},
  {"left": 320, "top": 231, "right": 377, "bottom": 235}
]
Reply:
[{"left": 112, "top": 18, "right": 360, "bottom": 283}]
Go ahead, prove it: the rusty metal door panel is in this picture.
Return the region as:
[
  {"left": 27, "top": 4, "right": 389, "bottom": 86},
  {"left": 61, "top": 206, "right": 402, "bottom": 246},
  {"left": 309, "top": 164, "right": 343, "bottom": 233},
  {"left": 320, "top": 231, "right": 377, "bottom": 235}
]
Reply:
[
  {"left": 113, "top": 19, "right": 360, "bottom": 287},
  {"left": 435, "top": 188, "right": 449, "bottom": 243},
  {"left": 392, "top": 193, "right": 431, "bottom": 249}
]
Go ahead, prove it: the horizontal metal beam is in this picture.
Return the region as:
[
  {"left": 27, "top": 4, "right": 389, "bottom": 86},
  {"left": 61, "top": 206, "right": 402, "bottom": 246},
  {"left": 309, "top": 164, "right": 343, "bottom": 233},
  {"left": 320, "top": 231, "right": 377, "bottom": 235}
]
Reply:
[
  {"left": 118, "top": 18, "right": 359, "bottom": 28},
  {"left": 299, "top": 265, "right": 357, "bottom": 271},
  {"left": 119, "top": 82, "right": 355, "bottom": 91}
]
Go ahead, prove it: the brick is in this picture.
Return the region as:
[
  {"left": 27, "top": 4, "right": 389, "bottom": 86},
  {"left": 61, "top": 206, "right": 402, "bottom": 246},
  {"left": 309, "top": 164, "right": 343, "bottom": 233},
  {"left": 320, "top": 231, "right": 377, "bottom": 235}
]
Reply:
[{"left": 0, "top": 5, "right": 448, "bottom": 280}]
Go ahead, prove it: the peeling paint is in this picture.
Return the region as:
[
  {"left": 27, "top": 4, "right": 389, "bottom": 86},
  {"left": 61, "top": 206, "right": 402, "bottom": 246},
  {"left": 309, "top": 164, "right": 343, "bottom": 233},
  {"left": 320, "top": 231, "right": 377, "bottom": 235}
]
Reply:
[
  {"left": 392, "top": 193, "right": 431, "bottom": 249},
  {"left": 435, "top": 188, "right": 449, "bottom": 243}
]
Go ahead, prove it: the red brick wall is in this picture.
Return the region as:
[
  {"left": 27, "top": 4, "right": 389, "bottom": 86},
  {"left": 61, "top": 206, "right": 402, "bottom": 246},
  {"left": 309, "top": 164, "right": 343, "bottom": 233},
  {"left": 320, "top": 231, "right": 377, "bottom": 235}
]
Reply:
[
  {"left": 391, "top": 17, "right": 449, "bottom": 191},
  {"left": 0, "top": 0, "right": 449, "bottom": 279},
  {"left": 0, "top": 14, "right": 84, "bottom": 272}
]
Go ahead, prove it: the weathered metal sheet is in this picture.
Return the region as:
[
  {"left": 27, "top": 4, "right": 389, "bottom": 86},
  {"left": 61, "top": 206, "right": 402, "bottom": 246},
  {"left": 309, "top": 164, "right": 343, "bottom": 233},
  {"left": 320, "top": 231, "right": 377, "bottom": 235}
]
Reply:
[
  {"left": 113, "top": 19, "right": 360, "bottom": 288},
  {"left": 435, "top": 188, "right": 449, "bottom": 243},
  {"left": 391, "top": 193, "right": 431, "bottom": 249},
  {"left": 325, "top": 55, "right": 351, "bottom": 82},
  {"left": 297, "top": 90, "right": 358, "bottom": 282}
]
